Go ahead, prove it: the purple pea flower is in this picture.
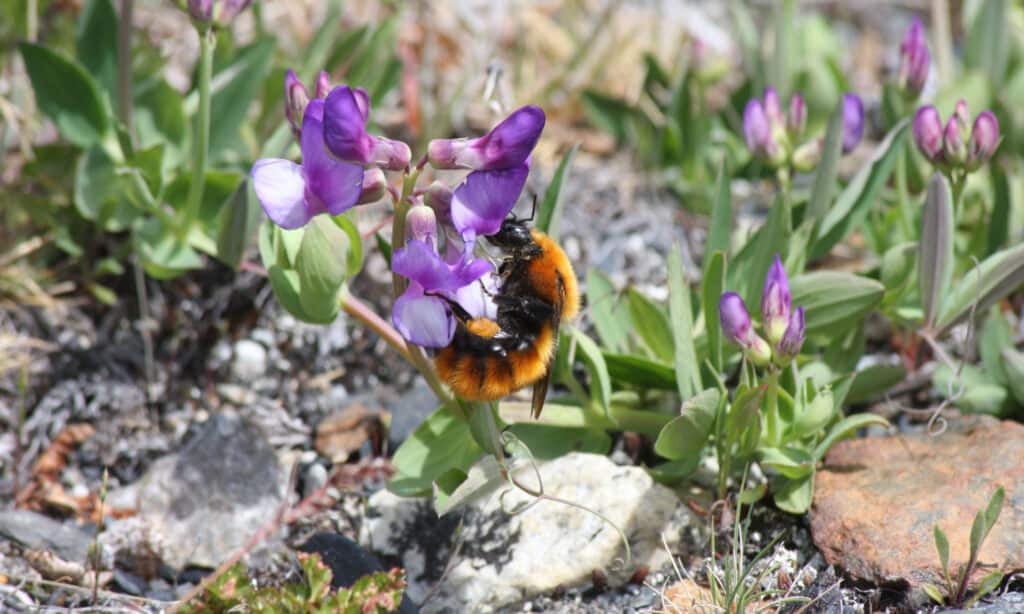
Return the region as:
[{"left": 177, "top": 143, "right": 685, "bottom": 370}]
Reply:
[
  {"left": 427, "top": 106, "right": 546, "bottom": 171},
  {"left": 966, "top": 111, "right": 1000, "bottom": 170},
  {"left": 775, "top": 307, "right": 806, "bottom": 365},
  {"left": 323, "top": 86, "right": 411, "bottom": 170},
  {"left": 898, "top": 17, "right": 930, "bottom": 97},
  {"left": 842, "top": 94, "right": 864, "bottom": 153},
  {"left": 391, "top": 238, "right": 494, "bottom": 348},
  {"left": 186, "top": 0, "right": 252, "bottom": 26},
  {"left": 743, "top": 98, "right": 771, "bottom": 155},
  {"left": 251, "top": 99, "right": 364, "bottom": 229},
  {"left": 761, "top": 254, "right": 792, "bottom": 345},
  {"left": 450, "top": 162, "right": 530, "bottom": 240},
  {"left": 913, "top": 105, "right": 943, "bottom": 161},
  {"left": 720, "top": 292, "right": 772, "bottom": 367}
]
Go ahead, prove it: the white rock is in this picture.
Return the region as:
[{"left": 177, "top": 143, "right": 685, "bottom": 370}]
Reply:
[
  {"left": 362, "top": 452, "right": 693, "bottom": 613},
  {"left": 231, "top": 339, "right": 268, "bottom": 380}
]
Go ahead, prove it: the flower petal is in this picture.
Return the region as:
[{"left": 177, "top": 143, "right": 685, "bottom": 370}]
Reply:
[
  {"left": 323, "top": 86, "right": 373, "bottom": 164},
  {"left": 251, "top": 158, "right": 312, "bottom": 229},
  {"left": 391, "top": 239, "right": 489, "bottom": 292},
  {"left": 449, "top": 273, "right": 499, "bottom": 320},
  {"left": 392, "top": 283, "right": 455, "bottom": 348},
  {"left": 300, "top": 101, "right": 363, "bottom": 215},
  {"left": 450, "top": 164, "right": 530, "bottom": 238}
]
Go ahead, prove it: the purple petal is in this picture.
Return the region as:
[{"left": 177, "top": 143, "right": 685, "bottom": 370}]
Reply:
[
  {"left": 392, "top": 240, "right": 492, "bottom": 292},
  {"left": 392, "top": 283, "right": 455, "bottom": 348},
  {"left": 352, "top": 87, "right": 370, "bottom": 122},
  {"left": 763, "top": 87, "right": 782, "bottom": 125},
  {"left": 449, "top": 273, "right": 499, "bottom": 320},
  {"left": 968, "top": 111, "right": 1000, "bottom": 168},
  {"left": 842, "top": 94, "right": 864, "bottom": 154},
  {"left": 450, "top": 164, "right": 530, "bottom": 238},
  {"left": 761, "top": 254, "right": 791, "bottom": 321},
  {"left": 913, "top": 105, "right": 943, "bottom": 161},
  {"left": 471, "top": 106, "right": 546, "bottom": 170},
  {"left": 720, "top": 291, "right": 752, "bottom": 346},
  {"left": 300, "top": 102, "right": 363, "bottom": 215},
  {"left": 743, "top": 98, "right": 769, "bottom": 155},
  {"left": 251, "top": 158, "right": 313, "bottom": 230},
  {"left": 323, "top": 86, "right": 374, "bottom": 164}
]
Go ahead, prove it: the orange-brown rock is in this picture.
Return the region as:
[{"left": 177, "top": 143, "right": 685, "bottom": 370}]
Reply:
[{"left": 810, "top": 416, "right": 1024, "bottom": 590}]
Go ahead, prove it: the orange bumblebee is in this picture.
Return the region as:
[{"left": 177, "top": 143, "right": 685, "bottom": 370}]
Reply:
[{"left": 433, "top": 215, "right": 579, "bottom": 418}]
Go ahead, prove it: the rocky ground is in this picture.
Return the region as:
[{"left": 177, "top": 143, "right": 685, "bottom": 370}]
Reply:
[{"left": 2, "top": 153, "right": 1023, "bottom": 613}]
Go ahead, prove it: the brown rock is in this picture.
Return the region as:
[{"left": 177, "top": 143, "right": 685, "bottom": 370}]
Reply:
[
  {"left": 659, "top": 578, "right": 774, "bottom": 612},
  {"left": 810, "top": 416, "right": 1024, "bottom": 590},
  {"left": 315, "top": 404, "right": 389, "bottom": 463}
]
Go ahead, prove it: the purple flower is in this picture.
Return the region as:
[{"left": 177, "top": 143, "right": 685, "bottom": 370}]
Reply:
[
  {"left": 761, "top": 255, "right": 792, "bottom": 345},
  {"left": 356, "top": 168, "right": 387, "bottom": 205},
  {"left": 943, "top": 116, "right": 966, "bottom": 164},
  {"left": 186, "top": 0, "right": 251, "bottom": 26},
  {"left": 763, "top": 87, "right": 783, "bottom": 127},
  {"left": 284, "top": 69, "right": 310, "bottom": 137},
  {"left": 776, "top": 307, "right": 805, "bottom": 364},
  {"left": 743, "top": 98, "right": 771, "bottom": 155},
  {"left": 842, "top": 94, "right": 864, "bottom": 153},
  {"left": 898, "top": 17, "right": 930, "bottom": 97},
  {"left": 428, "top": 106, "right": 545, "bottom": 171},
  {"left": 391, "top": 240, "right": 494, "bottom": 347},
  {"left": 967, "top": 111, "right": 1000, "bottom": 170},
  {"left": 251, "top": 99, "right": 364, "bottom": 229},
  {"left": 425, "top": 181, "right": 454, "bottom": 225},
  {"left": 720, "top": 292, "right": 772, "bottom": 367},
  {"left": 322, "top": 86, "right": 411, "bottom": 170},
  {"left": 787, "top": 94, "right": 806, "bottom": 138},
  {"left": 450, "top": 162, "right": 530, "bottom": 240},
  {"left": 913, "top": 105, "right": 943, "bottom": 161},
  {"left": 406, "top": 204, "right": 438, "bottom": 247},
  {"left": 314, "top": 71, "right": 331, "bottom": 99}
]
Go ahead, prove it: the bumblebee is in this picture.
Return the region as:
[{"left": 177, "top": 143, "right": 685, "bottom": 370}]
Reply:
[{"left": 433, "top": 215, "right": 580, "bottom": 418}]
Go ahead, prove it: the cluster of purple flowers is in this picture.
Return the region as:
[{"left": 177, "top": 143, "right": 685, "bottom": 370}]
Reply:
[
  {"left": 720, "top": 255, "right": 805, "bottom": 368},
  {"left": 251, "top": 71, "right": 546, "bottom": 348},
  {"left": 913, "top": 100, "right": 1000, "bottom": 172},
  {"left": 743, "top": 88, "right": 863, "bottom": 172}
]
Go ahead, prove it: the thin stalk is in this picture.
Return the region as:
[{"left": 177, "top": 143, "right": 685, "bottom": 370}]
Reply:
[
  {"left": 117, "top": 0, "right": 134, "bottom": 142},
  {"left": 180, "top": 27, "right": 215, "bottom": 240},
  {"left": 931, "top": 0, "right": 955, "bottom": 88},
  {"left": 133, "top": 256, "right": 155, "bottom": 395},
  {"left": 896, "top": 148, "right": 915, "bottom": 239},
  {"left": 26, "top": 0, "right": 38, "bottom": 42},
  {"left": 341, "top": 291, "right": 412, "bottom": 364},
  {"left": 763, "top": 369, "right": 781, "bottom": 447}
]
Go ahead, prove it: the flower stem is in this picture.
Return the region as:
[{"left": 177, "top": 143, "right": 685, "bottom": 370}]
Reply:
[
  {"left": 896, "top": 147, "right": 915, "bottom": 240},
  {"left": 180, "top": 27, "right": 215, "bottom": 241},
  {"left": 340, "top": 291, "right": 410, "bottom": 361},
  {"left": 117, "top": 0, "right": 134, "bottom": 142},
  {"left": 763, "top": 369, "right": 781, "bottom": 447}
]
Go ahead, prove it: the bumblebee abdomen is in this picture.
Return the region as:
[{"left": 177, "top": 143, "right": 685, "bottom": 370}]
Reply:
[
  {"left": 433, "top": 322, "right": 555, "bottom": 401},
  {"left": 527, "top": 230, "right": 580, "bottom": 320}
]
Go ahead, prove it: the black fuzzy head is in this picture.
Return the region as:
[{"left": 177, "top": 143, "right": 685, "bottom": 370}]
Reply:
[{"left": 486, "top": 218, "right": 533, "bottom": 249}]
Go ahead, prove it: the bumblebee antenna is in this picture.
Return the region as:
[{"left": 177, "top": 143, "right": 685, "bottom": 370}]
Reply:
[{"left": 525, "top": 192, "right": 537, "bottom": 223}]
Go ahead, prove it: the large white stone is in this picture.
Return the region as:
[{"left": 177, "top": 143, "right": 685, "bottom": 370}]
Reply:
[{"left": 362, "top": 452, "right": 691, "bottom": 613}]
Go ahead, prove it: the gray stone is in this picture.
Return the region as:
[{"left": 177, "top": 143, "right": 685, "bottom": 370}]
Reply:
[
  {"left": 128, "top": 411, "right": 284, "bottom": 569},
  {"left": 361, "top": 452, "right": 692, "bottom": 613},
  {"left": 0, "top": 510, "right": 93, "bottom": 562},
  {"left": 231, "top": 339, "right": 268, "bottom": 380}
]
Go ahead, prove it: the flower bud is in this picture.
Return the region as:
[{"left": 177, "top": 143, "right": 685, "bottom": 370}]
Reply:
[
  {"left": 427, "top": 106, "right": 545, "bottom": 171},
  {"left": 743, "top": 98, "right": 771, "bottom": 155},
  {"left": 953, "top": 99, "right": 971, "bottom": 130},
  {"left": 314, "top": 71, "right": 332, "bottom": 99},
  {"left": 720, "top": 292, "right": 772, "bottom": 367},
  {"left": 775, "top": 307, "right": 805, "bottom": 365},
  {"left": 284, "top": 69, "right": 310, "bottom": 138},
  {"left": 787, "top": 94, "right": 807, "bottom": 139},
  {"left": 966, "top": 111, "right": 1000, "bottom": 171},
  {"left": 842, "top": 94, "right": 864, "bottom": 154},
  {"left": 406, "top": 204, "right": 438, "bottom": 248},
  {"left": 942, "top": 116, "right": 966, "bottom": 165},
  {"left": 763, "top": 87, "right": 783, "bottom": 128},
  {"left": 323, "top": 86, "right": 411, "bottom": 170},
  {"left": 424, "top": 181, "right": 453, "bottom": 224},
  {"left": 898, "top": 17, "right": 930, "bottom": 97},
  {"left": 761, "top": 254, "right": 792, "bottom": 346},
  {"left": 792, "top": 138, "right": 823, "bottom": 172},
  {"left": 185, "top": 0, "right": 251, "bottom": 27},
  {"left": 913, "top": 105, "right": 943, "bottom": 161},
  {"left": 356, "top": 168, "right": 387, "bottom": 205}
]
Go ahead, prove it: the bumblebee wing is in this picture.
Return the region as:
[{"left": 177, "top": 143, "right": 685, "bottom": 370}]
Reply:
[{"left": 531, "top": 272, "right": 567, "bottom": 419}]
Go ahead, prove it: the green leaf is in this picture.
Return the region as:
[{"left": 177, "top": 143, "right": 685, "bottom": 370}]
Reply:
[
  {"left": 135, "top": 219, "right": 204, "bottom": 279},
  {"left": 331, "top": 213, "right": 364, "bottom": 277},
  {"left": 919, "top": 173, "right": 954, "bottom": 327},
  {"left": 581, "top": 90, "right": 637, "bottom": 143},
  {"left": 934, "top": 525, "right": 950, "bottom": 576},
  {"left": 604, "top": 353, "right": 676, "bottom": 389},
  {"left": 135, "top": 79, "right": 187, "bottom": 156},
  {"left": 375, "top": 232, "right": 392, "bottom": 268},
  {"left": 627, "top": 288, "right": 674, "bottom": 363},
  {"left": 935, "top": 243, "right": 1024, "bottom": 334},
  {"left": 20, "top": 42, "right": 111, "bottom": 149},
  {"left": 586, "top": 269, "right": 628, "bottom": 353},
  {"left": 792, "top": 387, "right": 835, "bottom": 438},
  {"left": 772, "top": 473, "right": 813, "bottom": 514},
  {"left": 725, "top": 385, "right": 765, "bottom": 456},
  {"left": 980, "top": 308, "right": 1013, "bottom": 386},
  {"left": 215, "top": 179, "right": 261, "bottom": 270},
  {"left": 921, "top": 583, "right": 946, "bottom": 605},
  {"left": 973, "top": 486, "right": 1005, "bottom": 556},
  {"left": 535, "top": 144, "right": 578, "bottom": 239},
  {"left": 704, "top": 159, "right": 732, "bottom": 270},
  {"left": 971, "top": 571, "right": 1005, "bottom": 604},
  {"left": 434, "top": 455, "right": 504, "bottom": 517},
  {"left": 295, "top": 216, "right": 348, "bottom": 322},
  {"left": 268, "top": 265, "right": 334, "bottom": 324},
  {"left": 1000, "top": 348, "right": 1024, "bottom": 405},
  {"left": 845, "top": 364, "right": 907, "bottom": 405},
  {"left": 806, "top": 98, "right": 846, "bottom": 223},
  {"left": 759, "top": 447, "right": 814, "bottom": 480},
  {"left": 506, "top": 423, "right": 611, "bottom": 459},
  {"left": 812, "top": 412, "right": 889, "bottom": 461},
  {"left": 75, "top": 146, "right": 117, "bottom": 224},
  {"left": 789, "top": 272, "right": 885, "bottom": 337},
  {"left": 668, "top": 245, "right": 701, "bottom": 398},
  {"left": 987, "top": 162, "right": 1010, "bottom": 256},
  {"left": 207, "top": 39, "right": 276, "bottom": 157},
  {"left": 701, "top": 251, "right": 726, "bottom": 372},
  {"left": 388, "top": 405, "right": 483, "bottom": 497},
  {"left": 570, "top": 327, "right": 611, "bottom": 417},
  {"left": 812, "top": 119, "right": 909, "bottom": 258},
  {"left": 964, "top": 0, "right": 1009, "bottom": 84},
  {"left": 76, "top": 0, "right": 118, "bottom": 99},
  {"left": 654, "top": 389, "right": 720, "bottom": 460},
  {"left": 933, "top": 363, "right": 1010, "bottom": 416},
  {"left": 647, "top": 457, "right": 701, "bottom": 485},
  {"left": 768, "top": 0, "right": 797, "bottom": 98},
  {"left": 881, "top": 241, "right": 917, "bottom": 297}
]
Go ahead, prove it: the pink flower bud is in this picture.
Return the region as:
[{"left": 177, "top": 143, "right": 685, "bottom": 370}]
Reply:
[
  {"left": 427, "top": 106, "right": 545, "bottom": 171},
  {"left": 913, "top": 105, "right": 943, "bottom": 162},
  {"left": 284, "top": 69, "right": 310, "bottom": 138},
  {"left": 966, "top": 111, "right": 1000, "bottom": 171}
]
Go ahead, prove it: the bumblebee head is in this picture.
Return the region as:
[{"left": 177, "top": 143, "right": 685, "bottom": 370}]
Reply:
[{"left": 486, "top": 218, "right": 533, "bottom": 249}]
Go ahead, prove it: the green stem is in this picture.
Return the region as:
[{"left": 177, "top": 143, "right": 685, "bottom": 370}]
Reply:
[
  {"left": 896, "top": 147, "right": 915, "bottom": 240},
  {"left": 26, "top": 0, "right": 37, "bottom": 42},
  {"left": 180, "top": 27, "right": 215, "bottom": 240},
  {"left": 117, "top": 0, "right": 134, "bottom": 142},
  {"left": 763, "top": 369, "right": 781, "bottom": 447}
]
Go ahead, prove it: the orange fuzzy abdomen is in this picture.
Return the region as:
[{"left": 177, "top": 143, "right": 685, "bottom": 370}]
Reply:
[
  {"left": 527, "top": 230, "right": 580, "bottom": 321},
  {"left": 433, "top": 323, "right": 555, "bottom": 401}
]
